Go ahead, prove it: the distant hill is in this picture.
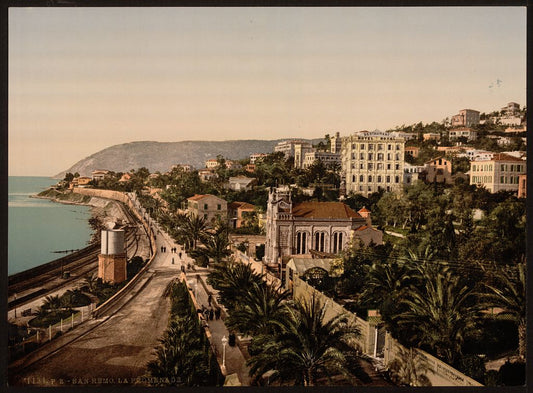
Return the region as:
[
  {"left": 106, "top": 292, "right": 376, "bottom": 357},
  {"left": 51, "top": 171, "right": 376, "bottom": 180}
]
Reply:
[{"left": 55, "top": 139, "right": 323, "bottom": 178}]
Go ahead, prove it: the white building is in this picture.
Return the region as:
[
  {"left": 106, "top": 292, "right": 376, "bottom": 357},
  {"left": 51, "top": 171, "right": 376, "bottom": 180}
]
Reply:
[
  {"left": 403, "top": 163, "right": 426, "bottom": 185},
  {"left": 341, "top": 130, "right": 405, "bottom": 197},
  {"left": 274, "top": 139, "right": 314, "bottom": 158},
  {"left": 264, "top": 188, "right": 382, "bottom": 268},
  {"left": 449, "top": 128, "right": 478, "bottom": 141},
  {"left": 302, "top": 151, "right": 341, "bottom": 169}
]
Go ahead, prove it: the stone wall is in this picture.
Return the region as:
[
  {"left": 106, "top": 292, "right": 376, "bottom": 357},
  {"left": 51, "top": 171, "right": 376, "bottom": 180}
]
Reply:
[{"left": 292, "top": 276, "right": 483, "bottom": 387}]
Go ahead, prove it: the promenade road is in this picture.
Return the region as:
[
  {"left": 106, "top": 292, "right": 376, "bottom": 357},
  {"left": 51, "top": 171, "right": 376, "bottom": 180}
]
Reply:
[{"left": 9, "top": 213, "right": 184, "bottom": 386}]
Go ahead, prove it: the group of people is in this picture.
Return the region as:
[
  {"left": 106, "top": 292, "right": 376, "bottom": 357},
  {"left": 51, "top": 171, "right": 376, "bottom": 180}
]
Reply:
[{"left": 201, "top": 304, "right": 221, "bottom": 321}]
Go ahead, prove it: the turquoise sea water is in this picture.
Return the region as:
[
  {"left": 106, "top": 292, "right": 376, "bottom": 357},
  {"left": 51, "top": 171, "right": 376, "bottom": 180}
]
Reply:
[{"left": 8, "top": 177, "right": 93, "bottom": 275}]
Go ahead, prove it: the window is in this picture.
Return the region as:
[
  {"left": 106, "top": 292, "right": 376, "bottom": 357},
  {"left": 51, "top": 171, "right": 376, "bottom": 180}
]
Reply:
[
  {"left": 387, "top": 164, "right": 391, "bottom": 170},
  {"left": 332, "top": 232, "right": 344, "bottom": 253},
  {"left": 386, "top": 175, "right": 391, "bottom": 182},
  {"left": 204, "top": 203, "right": 208, "bottom": 210},
  {"left": 368, "top": 153, "right": 373, "bottom": 160},
  {"left": 369, "top": 144, "right": 374, "bottom": 150},
  {"left": 352, "top": 153, "right": 355, "bottom": 159},
  {"left": 360, "top": 153, "right": 365, "bottom": 160},
  {"left": 296, "top": 232, "right": 307, "bottom": 254},
  {"left": 352, "top": 175, "right": 356, "bottom": 182},
  {"left": 360, "top": 144, "right": 365, "bottom": 150},
  {"left": 396, "top": 144, "right": 400, "bottom": 150},
  {"left": 352, "top": 144, "right": 356, "bottom": 149},
  {"left": 378, "top": 144, "right": 383, "bottom": 150},
  {"left": 377, "top": 153, "right": 384, "bottom": 161},
  {"left": 360, "top": 163, "right": 364, "bottom": 169},
  {"left": 315, "top": 232, "right": 326, "bottom": 252},
  {"left": 388, "top": 144, "right": 392, "bottom": 150},
  {"left": 368, "top": 175, "right": 373, "bottom": 182},
  {"left": 377, "top": 163, "right": 383, "bottom": 170},
  {"left": 217, "top": 204, "right": 221, "bottom": 210},
  {"left": 368, "top": 186, "right": 372, "bottom": 192},
  {"left": 359, "top": 175, "right": 364, "bottom": 182},
  {"left": 368, "top": 163, "right": 373, "bottom": 170},
  {"left": 387, "top": 153, "right": 392, "bottom": 160},
  {"left": 395, "top": 176, "right": 400, "bottom": 183},
  {"left": 395, "top": 164, "right": 400, "bottom": 170},
  {"left": 395, "top": 153, "right": 400, "bottom": 160},
  {"left": 377, "top": 175, "right": 382, "bottom": 183}
]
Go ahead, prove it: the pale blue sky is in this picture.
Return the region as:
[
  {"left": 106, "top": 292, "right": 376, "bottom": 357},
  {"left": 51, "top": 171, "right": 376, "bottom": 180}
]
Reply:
[{"left": 9, "top": 7, "right": 526, "bottom": 176}]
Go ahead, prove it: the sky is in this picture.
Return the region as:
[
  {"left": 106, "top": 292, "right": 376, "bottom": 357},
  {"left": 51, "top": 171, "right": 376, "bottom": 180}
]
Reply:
[{"left": 9, "top": 7, "right": 527, "bottom": 176}]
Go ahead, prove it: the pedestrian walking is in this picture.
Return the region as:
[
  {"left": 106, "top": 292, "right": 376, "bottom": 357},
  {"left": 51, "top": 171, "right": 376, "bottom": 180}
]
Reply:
[
  {"left": 215, "top": 307, "right": 221, "bottom": 320},
  {"left": 208, "top": 294, "right": 212, "bottom": 306},
  {"left": 209, "top": 308, "right": 214, "bottom": 320},
  {"left": 203, "top": 308, "right": 209, "bottom": 320}
]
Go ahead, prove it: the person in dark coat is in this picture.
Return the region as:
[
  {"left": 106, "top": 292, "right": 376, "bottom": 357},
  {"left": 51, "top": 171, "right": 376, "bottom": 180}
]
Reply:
[
  {"left": 209, "top": 308, "right": 214, "bottom": 320},
  {"left": 215, "top": 307, "right": 221, "bottom": 320},
  {"left": 208, "top": 294, "right": 212, "bottom": 306}
]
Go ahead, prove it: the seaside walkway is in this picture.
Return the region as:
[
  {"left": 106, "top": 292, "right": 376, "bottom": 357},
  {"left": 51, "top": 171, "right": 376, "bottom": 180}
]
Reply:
[{"left": 9, "top": 193, "right": 249, "bottom": 387}]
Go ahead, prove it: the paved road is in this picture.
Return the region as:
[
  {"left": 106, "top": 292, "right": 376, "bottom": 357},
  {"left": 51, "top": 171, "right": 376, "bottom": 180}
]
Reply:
[{"left": 9, "top": 209, "right": 186, "bottom": 386}]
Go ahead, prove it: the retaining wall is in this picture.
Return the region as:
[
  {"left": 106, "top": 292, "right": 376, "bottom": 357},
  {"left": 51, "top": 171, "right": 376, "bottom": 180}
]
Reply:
[{"left": 292, "top": 276, "right": 483, "bottom": 387}]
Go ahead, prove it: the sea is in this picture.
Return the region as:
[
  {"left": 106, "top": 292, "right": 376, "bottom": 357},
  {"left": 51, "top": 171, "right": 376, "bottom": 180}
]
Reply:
[{"left": 8, "top": 176, "right": 93, "bottom": 276}]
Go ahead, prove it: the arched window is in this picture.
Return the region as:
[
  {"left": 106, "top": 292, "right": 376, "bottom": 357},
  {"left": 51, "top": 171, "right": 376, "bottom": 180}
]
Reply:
[
  {"left": 314, "top": 232, "right": 326, "bottom": 252},
  {"left": 332, "top": 232, "right": 344, "bottom": 253},
  {"left": 296, "top": 232, "right": 307, "bottom": 254}
]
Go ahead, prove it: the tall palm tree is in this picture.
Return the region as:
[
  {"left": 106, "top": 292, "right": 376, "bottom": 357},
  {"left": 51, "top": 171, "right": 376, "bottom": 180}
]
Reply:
[
  {"left": 192, "top": 221, "right": 232, "bottom": 264},
  {"left": 42, "top": 294, "right": 62, "bottom": 311},
  {"left": 208, "top": 261, "right": 264, "bottom": 310},
  {"left": 394, "top": 267, "right": 480, "bottom": 365},
  {"left": 147, "top": 314, "right": 211, "bottom": 386},
  {"left": 226, "top": 282, "right": 291, "bottom": 336},
  {"left": 481, "top": 262, "right": 526, "bottom": 359},
  {"left": 247, "top": 294, "right": 360, "bottom": 386}
]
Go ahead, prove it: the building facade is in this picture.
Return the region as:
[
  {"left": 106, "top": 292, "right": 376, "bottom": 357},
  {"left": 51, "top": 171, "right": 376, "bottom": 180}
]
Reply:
[
  {"left": 302, "top": 151, "right": 341, "bottom": 169},
  {"left": 425, "top": 157, "right": 453, "bottom": 184},
  {"left": 341, "top": 131, "right": 405, "bottom": 197},
  {"left": 470, "top": 153, "right": 526, "bottom": 193},
  {"left": 228, "top": 201, "right": 256, "bottom": 229},
  {"left": 264, "top": 187, "right": 381, "bottom": 267},
  {"left": 518, "top": 174, "right": 527, "bottom": 198},
  {"left": 274, "top": 139, "right": 313, "bottom": 158},
  {"left": 186, "top": 194, "right": 227, "bottom": 224},
  {"left": 449, "top": 128, "right": 478, "bottom": 141},
  {"left": 451, "top": 109, "right": 480, "bottom": 127}
]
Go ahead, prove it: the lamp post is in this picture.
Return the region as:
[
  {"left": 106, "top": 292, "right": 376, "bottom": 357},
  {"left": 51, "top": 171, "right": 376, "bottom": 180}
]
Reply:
[{"left": 221, "top": 335, "right": 228, "bottom": 371}]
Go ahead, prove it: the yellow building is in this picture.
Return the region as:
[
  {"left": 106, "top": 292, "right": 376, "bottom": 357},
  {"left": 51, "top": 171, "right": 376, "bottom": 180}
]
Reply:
[{"left": 470, "top": 153, "right": 526, "bottom": 193}]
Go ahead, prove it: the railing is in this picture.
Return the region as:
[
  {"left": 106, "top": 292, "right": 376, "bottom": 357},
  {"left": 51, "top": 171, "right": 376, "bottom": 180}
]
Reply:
[{"left": 8, "top": 303, "right": 95, "bottom": 362}]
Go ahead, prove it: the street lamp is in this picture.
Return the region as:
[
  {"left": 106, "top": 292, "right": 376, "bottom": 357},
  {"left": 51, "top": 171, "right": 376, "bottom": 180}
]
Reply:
[{"left": 221, "top": 335, "right": 228, "bottom": 370}]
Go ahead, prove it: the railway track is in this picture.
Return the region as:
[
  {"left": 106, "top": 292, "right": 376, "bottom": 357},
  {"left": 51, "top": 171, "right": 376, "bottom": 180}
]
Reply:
[{"left": 8, "top": 200, "right": 144, "bottom": 311}]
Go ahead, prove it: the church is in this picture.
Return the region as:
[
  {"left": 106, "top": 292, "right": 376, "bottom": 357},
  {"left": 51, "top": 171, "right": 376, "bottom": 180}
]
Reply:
[{"left": 264, "top": 187, "right": 382, "bottom": 271}]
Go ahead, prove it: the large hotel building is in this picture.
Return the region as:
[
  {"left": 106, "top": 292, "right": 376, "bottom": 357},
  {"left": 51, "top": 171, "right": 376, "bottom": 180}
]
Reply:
[{"left": 341, "top": 131, "right": 405, "bottom": 197}]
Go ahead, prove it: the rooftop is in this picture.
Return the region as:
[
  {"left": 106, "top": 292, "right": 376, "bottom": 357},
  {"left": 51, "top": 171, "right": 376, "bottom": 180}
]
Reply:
[{"left": 290, "top": 202, "right": 362, "bottom": 219}]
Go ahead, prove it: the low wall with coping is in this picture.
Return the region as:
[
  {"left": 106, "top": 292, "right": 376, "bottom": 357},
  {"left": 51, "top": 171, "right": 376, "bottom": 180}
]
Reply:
[
  {"left": 383, "top": 332, "right": 483, "bottom": 387},
  {"left": 291, "top": 275, "right": 483, "bottom": 387},
  {"left": 72, "top": 189, "right": 157, "bottom": 318}
]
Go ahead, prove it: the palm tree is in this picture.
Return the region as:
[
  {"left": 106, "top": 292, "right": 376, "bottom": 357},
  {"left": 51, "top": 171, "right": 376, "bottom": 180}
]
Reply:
[
  {"left": 481, "top": 262, "right": 526, "bottom": 359},
  {"left": 394, "top": 267, "right": 480, "bottom": 365},
  {"left": 42, "top": 294, "right": 62, "bottom": 311},
  {"left": 360, "top": 260, "right": 410, "bottom": 307},
  {"left": 147, "top": 314, "right": 211, "bottom": 386},
  {"left": 247, "top": 294, "right": 360, "bottom": 386},
  {"left": 192, "top": 221, "right": 232, "bottom": 264},
  {"left": 208, "top": 260, "right": 264, "bottom": 310},
  {"left": 226, "top": 282, "right": 291, "bottom": 336}
]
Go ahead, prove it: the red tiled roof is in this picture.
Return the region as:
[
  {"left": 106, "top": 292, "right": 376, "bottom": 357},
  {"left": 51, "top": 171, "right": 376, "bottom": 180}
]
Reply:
[
  {"left": 188, "top": 194, "right": 208, "bottom": 201},
  {"left": 291, "top": 202, "right": 362, "bottom": 219},
  {"left": 490, "top": 153, "right": 525, "bottom": 162},
  {"left": 358, "top": 207, "right": 370, "bottom": 213},
  {"left": 228, "top": 201, "right": 255, "bottom": 210}
]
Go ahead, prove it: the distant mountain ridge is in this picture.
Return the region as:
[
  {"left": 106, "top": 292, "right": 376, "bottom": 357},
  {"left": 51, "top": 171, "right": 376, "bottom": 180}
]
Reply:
[{"left": 55, "top": 139, "right": 323, "bottom": 178}]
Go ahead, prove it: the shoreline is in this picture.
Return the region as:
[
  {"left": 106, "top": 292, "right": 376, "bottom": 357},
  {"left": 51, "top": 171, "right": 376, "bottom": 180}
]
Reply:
[{"left": 10, "top": 190, "right": 131, "bottom": 278}]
